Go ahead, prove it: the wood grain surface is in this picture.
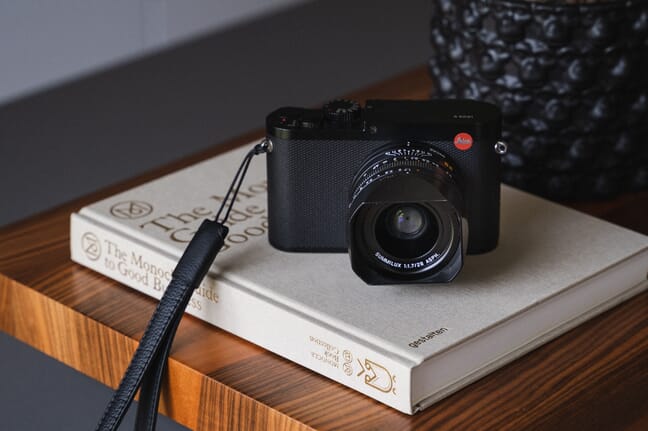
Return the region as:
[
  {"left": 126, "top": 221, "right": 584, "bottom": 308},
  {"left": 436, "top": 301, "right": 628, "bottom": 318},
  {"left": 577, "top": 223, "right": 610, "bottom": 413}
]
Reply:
[{"left": 1, "top": 66, "right": 648, "bottom": 431}]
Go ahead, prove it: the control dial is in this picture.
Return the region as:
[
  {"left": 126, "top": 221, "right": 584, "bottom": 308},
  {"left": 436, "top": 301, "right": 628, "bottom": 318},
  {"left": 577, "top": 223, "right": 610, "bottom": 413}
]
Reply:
[{"left": 323, "top": 99, "right": 360, "bottom": 123}]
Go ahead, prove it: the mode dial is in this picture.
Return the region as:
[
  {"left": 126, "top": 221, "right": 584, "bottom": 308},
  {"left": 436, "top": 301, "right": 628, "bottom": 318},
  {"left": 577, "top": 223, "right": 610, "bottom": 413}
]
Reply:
[{"left": 323, "top": 99, "right": 360, "bottom": 123}]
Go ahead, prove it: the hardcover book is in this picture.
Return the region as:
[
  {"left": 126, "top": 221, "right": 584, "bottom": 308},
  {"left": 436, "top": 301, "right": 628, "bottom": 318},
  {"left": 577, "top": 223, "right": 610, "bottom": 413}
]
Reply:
[{"left": 70, "top": 144, "right": 648, "bottom": 414}]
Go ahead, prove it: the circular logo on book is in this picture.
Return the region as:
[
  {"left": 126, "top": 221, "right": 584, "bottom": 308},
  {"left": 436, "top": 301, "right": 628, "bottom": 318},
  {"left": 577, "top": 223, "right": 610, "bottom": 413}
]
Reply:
[
  {"left": 81, "top": 232, "right": 101, "bottom": 261},
  {"left": 110, "top": 201, "right": 153, "bottom": 219}
]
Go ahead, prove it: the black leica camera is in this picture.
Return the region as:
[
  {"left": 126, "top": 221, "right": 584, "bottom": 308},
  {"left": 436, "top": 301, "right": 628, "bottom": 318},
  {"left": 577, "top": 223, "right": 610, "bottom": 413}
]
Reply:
[{"left": 265, "top": 99, "right": 504, "bottom": 285}]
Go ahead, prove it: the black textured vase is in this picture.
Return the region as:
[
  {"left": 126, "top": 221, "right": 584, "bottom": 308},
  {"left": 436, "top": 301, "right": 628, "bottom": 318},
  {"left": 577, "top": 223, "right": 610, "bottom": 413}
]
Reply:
[{"left": 429, "top": 0, "right": 648, "bottom": 200}]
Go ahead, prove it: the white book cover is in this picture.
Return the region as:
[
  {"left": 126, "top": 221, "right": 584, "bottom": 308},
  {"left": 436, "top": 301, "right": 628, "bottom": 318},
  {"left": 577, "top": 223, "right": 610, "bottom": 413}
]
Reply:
[{"left": 70, "top": 144, "right": 648, "bottom": 414}]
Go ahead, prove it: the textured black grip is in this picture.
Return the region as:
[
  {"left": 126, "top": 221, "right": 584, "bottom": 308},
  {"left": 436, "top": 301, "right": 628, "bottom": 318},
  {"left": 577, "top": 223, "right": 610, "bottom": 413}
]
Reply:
[
  {"left": 95, "top": 220, "right": 228, "bottom": 431},
  {"left": 267, "top": 134, "right": 501, "bottom": 254},
  {"left": 267, "top": 138, "right": 383, "bottom": 252}
]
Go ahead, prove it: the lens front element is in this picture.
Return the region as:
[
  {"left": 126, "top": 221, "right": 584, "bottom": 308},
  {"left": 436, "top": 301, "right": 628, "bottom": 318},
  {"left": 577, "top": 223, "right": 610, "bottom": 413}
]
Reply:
[
  {"left": 377, "top": 204, "right": 439, "bottom": 259},
  {"left": 389, "top": 206, "right": 428, "bottom": 238}
]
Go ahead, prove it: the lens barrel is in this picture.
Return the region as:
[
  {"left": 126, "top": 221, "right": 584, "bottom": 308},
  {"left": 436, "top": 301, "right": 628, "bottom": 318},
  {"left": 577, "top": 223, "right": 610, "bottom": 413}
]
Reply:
[{"left": 348, "top": 142, "right": 465, "bottom": 284}]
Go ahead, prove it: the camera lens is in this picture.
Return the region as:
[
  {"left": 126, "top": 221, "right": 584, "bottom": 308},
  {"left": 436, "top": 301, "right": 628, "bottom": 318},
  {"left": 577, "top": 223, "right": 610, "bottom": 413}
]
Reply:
[
  {"left": 376, "top": 204, "right": 439, "bottom": 259},
  {"left": 348, "top": 142, "right": 465, "bottom": 284}
]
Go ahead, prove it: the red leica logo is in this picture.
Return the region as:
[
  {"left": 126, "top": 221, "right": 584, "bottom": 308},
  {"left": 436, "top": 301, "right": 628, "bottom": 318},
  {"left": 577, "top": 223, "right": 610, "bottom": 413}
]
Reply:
[{"left": 454, "top": 133, "right": 473, "bottom": 151}]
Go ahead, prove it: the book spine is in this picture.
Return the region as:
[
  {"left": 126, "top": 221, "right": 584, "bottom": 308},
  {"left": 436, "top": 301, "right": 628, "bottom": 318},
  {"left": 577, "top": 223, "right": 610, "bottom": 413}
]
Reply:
[{"left": 70, "top": 213, "right": 414, "bottom": 413}]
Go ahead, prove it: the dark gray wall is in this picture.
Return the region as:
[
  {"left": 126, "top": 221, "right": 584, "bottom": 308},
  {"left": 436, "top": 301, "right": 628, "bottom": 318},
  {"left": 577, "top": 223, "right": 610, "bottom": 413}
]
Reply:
[
  {"left": 0, "top": 0, "right": 309, "bottom": 104},
  {"left": 0, "top": 1, "right": 430, "bottom": 429},
  {"left": 0, "top": 0, "right": 430, "bottom": 228}
]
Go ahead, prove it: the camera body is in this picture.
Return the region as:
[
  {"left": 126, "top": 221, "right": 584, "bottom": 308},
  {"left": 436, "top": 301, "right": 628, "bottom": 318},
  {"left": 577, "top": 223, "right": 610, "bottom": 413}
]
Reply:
[{"left": 266, "top": 99, "right": 502, "bottom": 284}]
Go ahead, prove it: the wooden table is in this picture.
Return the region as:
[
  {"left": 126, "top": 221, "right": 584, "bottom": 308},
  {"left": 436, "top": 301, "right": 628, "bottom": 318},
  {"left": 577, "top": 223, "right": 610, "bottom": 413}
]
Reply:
[{"left": 1, "top": 67, "right": 647, "bottom": 431}]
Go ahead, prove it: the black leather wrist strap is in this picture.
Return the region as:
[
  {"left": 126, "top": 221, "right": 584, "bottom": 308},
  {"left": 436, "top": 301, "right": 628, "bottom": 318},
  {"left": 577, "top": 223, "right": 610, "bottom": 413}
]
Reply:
[
  {"left": 95, "top": 141, "right": 269, "bottom": 431},
  {"left": 133, "top": 300, "right": 184, "bottom": 431},
  {"left": 95, "top": 220, "right": 228, "bottom": 431}
]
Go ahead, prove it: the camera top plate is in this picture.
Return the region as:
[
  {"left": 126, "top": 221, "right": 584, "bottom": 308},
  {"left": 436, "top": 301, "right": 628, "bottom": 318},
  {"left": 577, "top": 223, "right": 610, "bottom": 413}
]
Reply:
[{"left": 267, "top": 99, "right": 501, "bottom": 141}]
